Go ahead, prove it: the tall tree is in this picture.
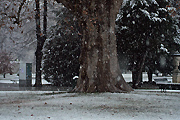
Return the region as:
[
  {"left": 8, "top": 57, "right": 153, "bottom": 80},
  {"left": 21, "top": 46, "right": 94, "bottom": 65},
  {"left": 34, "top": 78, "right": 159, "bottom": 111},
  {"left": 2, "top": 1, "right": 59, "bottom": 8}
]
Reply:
[
  {"left": 34, "top": 0, "right": 47, "bottom": 87},
  {"left": 116, "top": 0, "right": 179, "bottom": 87},
  {"left": 169, "top": 0, "right": 180, "bottom": 43},
  {"left": 0, "top": 51, "right": 12, "bottom": 78},
  {"left": 0, "top": 0, "right": 37, "bottom": 63},
  {"left": 55, "top": 0, "right": 133, "bottom": 92}
]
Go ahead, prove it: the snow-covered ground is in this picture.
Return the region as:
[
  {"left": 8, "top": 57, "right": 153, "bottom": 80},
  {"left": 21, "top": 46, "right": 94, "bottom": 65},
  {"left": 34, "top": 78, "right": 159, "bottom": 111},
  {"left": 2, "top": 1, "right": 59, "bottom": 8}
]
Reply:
[
  {"left": 122, "top": 72, "right": 172, "bottom": 83},
  {"left": 0, "top": 90, "right": 180, "bottom": 120},
  {"left": 0, "top": 74, "right": 50, "bottom": 85},
  {"left": 0, "top": 73, "right": 172, "bottom": 84},
  {"left": 0, "top": 73, "right": 179, "bottom": 120}
]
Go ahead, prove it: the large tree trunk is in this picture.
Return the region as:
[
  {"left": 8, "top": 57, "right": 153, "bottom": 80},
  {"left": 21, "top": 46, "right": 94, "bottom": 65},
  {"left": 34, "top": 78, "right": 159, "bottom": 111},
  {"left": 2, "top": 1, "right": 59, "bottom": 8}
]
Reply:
[{"left": 72, "top": 1, "right": 132, "bottom": 92}]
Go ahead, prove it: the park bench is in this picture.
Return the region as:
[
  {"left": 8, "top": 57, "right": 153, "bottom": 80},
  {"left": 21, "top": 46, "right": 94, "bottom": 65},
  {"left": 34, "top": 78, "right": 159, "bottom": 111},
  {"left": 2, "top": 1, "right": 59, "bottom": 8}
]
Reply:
[
  {"left": 154, "top": 78, "right": 180, "bottom": 92},
  {"left": 154, "top": 78, "right": 169, "bottom": 83},
  {"left": 11, "top": 79, "right": 19, "bottom": 84},
  {"left": 154, "top": 78, "right": 170, "bottom": 92},
  {"left": 156, "top": 83, "right": 180, "bottom": 92}
]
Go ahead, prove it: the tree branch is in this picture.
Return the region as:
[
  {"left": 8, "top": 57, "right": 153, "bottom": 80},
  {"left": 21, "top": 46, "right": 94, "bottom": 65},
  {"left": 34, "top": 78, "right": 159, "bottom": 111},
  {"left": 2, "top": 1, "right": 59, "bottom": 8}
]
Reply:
[
  {"left": 43, "top": 0, "right": 47, "bottom": 37},
  {"left": 55, "top": 0, "right": 74, "bottom": 9},
  {"left": 14, "top": 0, "right": 26, "bottom": 24},
  {"left": 55, "top": 0, "right": 83, "bottom": 16}
]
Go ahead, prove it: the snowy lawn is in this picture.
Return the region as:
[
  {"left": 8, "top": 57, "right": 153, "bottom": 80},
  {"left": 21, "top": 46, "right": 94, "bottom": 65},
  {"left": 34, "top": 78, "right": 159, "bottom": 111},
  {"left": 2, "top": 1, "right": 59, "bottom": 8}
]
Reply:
[
  {"left": 0, "top": 90, "right": 180, "bottom": 120},
  {"left": 0, "top": 74, "right": 50, "bottom": 84},
  {"left": 0, "top": 73, "right": 172, "bottom": 84}
]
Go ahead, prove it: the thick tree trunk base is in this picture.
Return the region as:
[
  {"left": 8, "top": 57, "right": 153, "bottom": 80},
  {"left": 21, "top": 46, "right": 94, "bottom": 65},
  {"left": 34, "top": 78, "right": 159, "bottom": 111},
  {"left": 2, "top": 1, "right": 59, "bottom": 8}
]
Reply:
[
  {"left": 72, "top": 76, "right": 133, "bottom": 93},
  {"left": 33, "top": 83, "right": 42, "bottom": 87},
  {"left": 55, "top": 0, "right": 133, "bottom": 93},
  {"left": 73, "top": 85, "right": 132, "bottom": 93},
  {"left": 70, "top": 0, "right": 133, "bottom": 93}
]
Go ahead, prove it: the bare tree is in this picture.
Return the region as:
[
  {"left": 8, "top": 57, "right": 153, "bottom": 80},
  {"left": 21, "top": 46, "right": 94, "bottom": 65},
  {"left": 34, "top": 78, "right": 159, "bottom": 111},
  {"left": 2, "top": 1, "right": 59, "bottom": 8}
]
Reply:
[
  {"left": 0, "top": 0, "right": 36, "bottom": 59},
  {"left": 0, "top": 51, "right": 12, "bottom": 78},
  {"left": 34, "top": 0, "right": 47, "bottom": 87}
]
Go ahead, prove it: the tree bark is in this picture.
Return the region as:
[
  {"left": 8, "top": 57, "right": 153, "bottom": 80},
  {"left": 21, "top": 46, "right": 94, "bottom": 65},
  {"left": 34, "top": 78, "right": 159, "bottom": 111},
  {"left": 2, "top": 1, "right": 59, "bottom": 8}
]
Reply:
[
  {"left": 34, "top": 0, "right": 47, "bottom": 87},
  {"left": 132, "top": 51, "right": 147, "bottom": 88},
  {"left": 3, "top": 73, "right": 5, "bottom": 78},
  {"left": 136, "top": 51, "right": 147, "bottom": 86},
  {"left": 132, "top": 70, "right": 142, "bottom": 88},
  {"left": 68, "top": 0, "right": 132, "bottom": 92},
  {"left": 55, "top": 0, "right": 133, "bottom": 92},
  {"left": 147, "top": 68, "right": 153, "bottom": 83},
  {"left": 34, "top": 0, "right": 42, "bottom": 87}
]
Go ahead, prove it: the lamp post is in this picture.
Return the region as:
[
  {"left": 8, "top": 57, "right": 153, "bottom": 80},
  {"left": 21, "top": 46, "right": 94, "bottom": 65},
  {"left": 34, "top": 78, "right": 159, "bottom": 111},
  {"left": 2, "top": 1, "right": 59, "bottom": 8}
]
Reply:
[{"left": 172, "top": 51, "right": 180, "bottom": 83}]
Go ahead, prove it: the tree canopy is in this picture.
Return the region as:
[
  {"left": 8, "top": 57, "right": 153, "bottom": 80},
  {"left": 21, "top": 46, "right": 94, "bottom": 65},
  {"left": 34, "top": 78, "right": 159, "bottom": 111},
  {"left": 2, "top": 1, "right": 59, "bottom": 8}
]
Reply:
[{"left": 116, "top": 0, "right": 179, "bottom": 87}]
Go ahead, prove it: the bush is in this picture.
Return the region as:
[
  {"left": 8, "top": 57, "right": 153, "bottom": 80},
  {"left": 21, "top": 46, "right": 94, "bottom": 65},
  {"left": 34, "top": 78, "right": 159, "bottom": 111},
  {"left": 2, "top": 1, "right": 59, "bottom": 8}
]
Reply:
[
  {"left": 42, "top": 6, "right": 81, "bottom": 87},
  {"left": 0, "top": 51, "right": 13, "bottom": 77}
]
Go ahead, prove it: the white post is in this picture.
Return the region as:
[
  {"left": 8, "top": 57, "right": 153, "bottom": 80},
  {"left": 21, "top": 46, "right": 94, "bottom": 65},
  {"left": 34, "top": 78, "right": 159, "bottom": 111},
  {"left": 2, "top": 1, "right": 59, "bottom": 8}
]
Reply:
[
  {"left": 173, "top": 55, "right": 180, "bottom": 83},
  {"left": 19, "top": 61, "right": 32, "bottom": 87}
]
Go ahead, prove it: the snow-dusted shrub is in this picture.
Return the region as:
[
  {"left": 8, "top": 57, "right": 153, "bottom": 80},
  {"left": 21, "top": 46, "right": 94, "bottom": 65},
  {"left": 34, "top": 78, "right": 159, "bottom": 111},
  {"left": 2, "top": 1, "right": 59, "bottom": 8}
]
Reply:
[{"left": 42, "top": 7, "right": 81, "bottom": 87}]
